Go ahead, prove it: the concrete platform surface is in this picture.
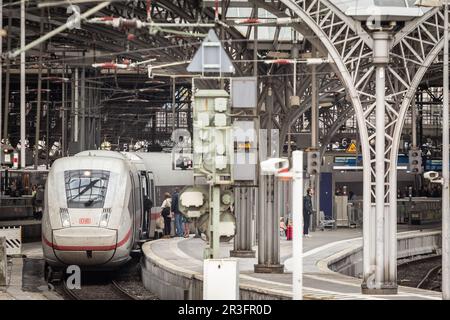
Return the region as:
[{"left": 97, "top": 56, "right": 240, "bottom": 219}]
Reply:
[
  {"left": 142, "top": 225, "right": 443, "bottom": 300},
  {"left": 0, "top": 242, "right": 62, "bottom": 300}
]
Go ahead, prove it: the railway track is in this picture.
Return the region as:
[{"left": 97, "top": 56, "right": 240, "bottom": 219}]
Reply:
[
  {"left": 417, "top": 265, "right": 442, "bottom": 290},
  {"left": 56, "top": 258, "right": 158, "bottom": 300},
  {"left": 398, "top": 255, "right": 442, "bottom": 292},
  {"left": 62, "top": 277, "right": 139, "bottom": 300}
]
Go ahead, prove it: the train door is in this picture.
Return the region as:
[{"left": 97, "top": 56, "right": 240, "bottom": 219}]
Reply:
[
  {"left": 138, "top": 171, "right": 148, "bottom": 237},
  {"left": 134, "top": 172, "right": 143, "bottom": 241},
  {"left": 129, "top": 172, "right": 137, "bottom": 245},
  {"left": 139, "top": 171, "right": 155, "bottom": 238},
  {"left": 146, "top": 171, "right": 157, "bottom": 237},
  {"left": 129, "top": 171, "right": 143, "bottom": 246},
  {"left": 147, "top": 171, "right": 156, "bottom": 204}
]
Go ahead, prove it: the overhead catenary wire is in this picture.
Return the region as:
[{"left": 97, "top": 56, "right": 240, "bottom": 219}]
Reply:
[
  {"left": 1, "top": 2, "right": 441, "bottom": 68},
  {"left": 2, "top": 1, "right": 447, "bottom": 140}
]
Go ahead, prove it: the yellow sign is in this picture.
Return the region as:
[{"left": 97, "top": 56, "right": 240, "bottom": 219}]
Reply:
[
  {"left": 346, "top": 142, "right": 357, "bottom": 153},
  {"left": 237, "top": 142, "right": 252, "bottom": 150}
]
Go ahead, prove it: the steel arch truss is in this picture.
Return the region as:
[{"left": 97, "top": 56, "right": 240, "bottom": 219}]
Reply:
[
  {"left": 267, "top": 1, "right": 445, "bottom": 207},
  {"left": 258, "top": 1, "right": 446, "bottom": 290},
  {"left": 389, "top": 8, "right": 445, "bottom": 203}
]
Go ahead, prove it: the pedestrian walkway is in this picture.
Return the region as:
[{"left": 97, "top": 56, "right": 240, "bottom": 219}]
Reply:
[{"left": 142, "top": 225, "right": 443, "bottom": 300}]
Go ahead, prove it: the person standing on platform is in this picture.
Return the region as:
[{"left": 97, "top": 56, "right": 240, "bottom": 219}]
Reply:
[
  {"left": 143, "top": 195, "right": 153, "bottom": 236},
  {"left": 171, "top": 187, "right": 184, "bottom": 237},
  {"left": 183, "top": 215, "right": 191, "bottom": 238},
  {"left": 279, "top": 217, "right": 287, "bottom": 238},
  {"left": 303, "top": 188, "right": 314, "bottom": 238},
  {"left": 160, "top": 192, "right": 172, "bottom": 238},
  {"left": 31, "top": 185, "right": 38, "bottom": 219}
]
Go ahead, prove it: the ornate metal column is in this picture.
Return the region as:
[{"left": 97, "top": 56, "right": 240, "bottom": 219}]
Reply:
[
  {"left": 311, "top": 48, "right": 320, "bottom": 230},
  {"left": 254, "top": 172, "right": 283, "bottom": 273},
  {"left": 255, "top": 85, "right": 283, "bottom": 273},
  {"left": 361, "top": 31, "right": 397, "bottom": 294},
  {"left": 230, "top": 187, "right": 256, "bottom": 258}
]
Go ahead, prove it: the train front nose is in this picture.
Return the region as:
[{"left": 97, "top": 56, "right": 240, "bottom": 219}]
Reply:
[{"left": 47, "top": 227, "right": 118, "bottom": 266}]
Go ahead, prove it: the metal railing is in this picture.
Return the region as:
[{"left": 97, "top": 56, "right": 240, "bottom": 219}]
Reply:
[{"left": 346, "top": 198, "right": 442, "bottom": 226}]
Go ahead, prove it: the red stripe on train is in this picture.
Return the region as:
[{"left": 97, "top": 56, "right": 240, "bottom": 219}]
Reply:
[{"left": 42, "top": 229, "right": 132, "bottom": 251}]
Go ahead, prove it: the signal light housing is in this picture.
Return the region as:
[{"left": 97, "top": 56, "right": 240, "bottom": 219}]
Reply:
[
  {"left": 307, "top": 151, "right": 321, "bottom": 175},
  {"left": 408, "top": 149, "right": 423, "bottom": 174}
]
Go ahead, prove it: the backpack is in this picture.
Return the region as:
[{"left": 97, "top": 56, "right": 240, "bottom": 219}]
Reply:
[{"left": 161, "top": 206, "right": 170, "bottom": 217}]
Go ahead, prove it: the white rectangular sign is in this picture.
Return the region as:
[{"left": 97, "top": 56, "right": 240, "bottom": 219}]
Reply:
[{"left": 203, "top": 259, "right": 239, "bottom": 300}]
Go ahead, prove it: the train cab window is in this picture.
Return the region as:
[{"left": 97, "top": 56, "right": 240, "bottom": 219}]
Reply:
[{"left": 64, "top": 170, "right": 110, "bottom": 208}]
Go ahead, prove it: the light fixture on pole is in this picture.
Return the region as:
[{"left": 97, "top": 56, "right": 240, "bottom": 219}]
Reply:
[{"left": 260, "top": 153, "right": 304, "bottom": 300}]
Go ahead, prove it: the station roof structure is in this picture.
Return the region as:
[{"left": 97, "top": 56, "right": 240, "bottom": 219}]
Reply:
[
  {"left": 330, "top": 0, "right": 430, "bottom": 20},
  {"left": 0, "top": 0, "right": 447, "bottom": 159}
]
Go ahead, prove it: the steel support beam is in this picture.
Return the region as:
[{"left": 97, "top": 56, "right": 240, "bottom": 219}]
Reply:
[
  {"left": 311, "top": 47, "right": 320, "bottom": 231},
  {"left": 80, "top": 67, "right": 86, "bottom": 151},
  {"left": 62, "top": 68, "right": 66, "bottom": 157},
  {"left": 254, "top": 173, "right": 283, "bottom": 273},
  {"left": 0, "top": 0, "right": 2, "bottom": 152},
  {"left": 230, "top": 187, "right": 256, "bottom": 258},
  {"left": 362, "top": 31, "right": 397, "bottom": 294},
  {"left": 34, "top": 8, "right": 44, "bottom": 169},
  {"left": 292, "top": 150, "right": 304, "bottom": 300},
  {"left": 74, "top": 68, "right": 79, "bottom": 144},
  {"left": 255, "top": 86, "right": 283, "bottom": 273},
  {"left": 3, "top": 8, "right": 11, "bottom": 140},
  {"left": 45, "top": 79, "right": 50, "bottom": 169},
  {"left": 412, "top": 98, "right": 417, "bottom": 149},
  {"left": 172, "top": 77, "right": 176, "bottom": 133},
  {"left": 443, "top": 0, "right": 450, "bottom": 300},
  {"left": 20, "top": 0, "right": 26, "bottom": 169}
]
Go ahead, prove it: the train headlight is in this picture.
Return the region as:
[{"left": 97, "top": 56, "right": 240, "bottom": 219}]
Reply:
[
  {"left": 99, "top": 209, "right": 111, "bottom": 228},
  {"left": 60, "top": 209, "right": 71, "bottom": 228}
]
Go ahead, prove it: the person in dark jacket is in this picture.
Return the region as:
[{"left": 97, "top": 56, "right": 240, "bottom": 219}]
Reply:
[
  {"left": 303, "top": 188, "right": 314, "bottom": 238},
  {"left": 143, "top": 195, "right": 153, "bottom": 235},
  {"left": 34, "top": 185, "right": 44, "bottom": 220},
  {"left": 161, "top": 193, "right": 172, "bottom": 238},
  {"left": 171, "top": 187, "right": 184, "bottom": 237}
]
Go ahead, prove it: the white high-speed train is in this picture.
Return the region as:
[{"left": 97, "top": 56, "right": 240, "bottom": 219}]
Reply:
[
  {"left": 42, "top": 150, "right": 153, "bottom": 270},
  {"left": 42, "top": 150, "right": 193, "bottom": 272}
]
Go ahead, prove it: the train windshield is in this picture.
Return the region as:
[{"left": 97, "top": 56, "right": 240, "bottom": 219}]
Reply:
[{"left": 64, "top": 170, "right": 110, "bottom": 208}]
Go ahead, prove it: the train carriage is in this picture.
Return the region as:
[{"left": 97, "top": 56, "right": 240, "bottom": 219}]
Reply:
[
  {"left": 42, "top": 150, "right": 194, "bottom": 272},
  {"left": 42, "top": 150, "right": 152, "bottom": 270}
]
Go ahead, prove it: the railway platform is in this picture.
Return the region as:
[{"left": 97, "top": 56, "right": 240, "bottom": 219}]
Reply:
[
  {"left": 0, "top": 242, "right": 62, "bottom": 300},
  {"left": 141, "top": 226, "right": 443, "bottom": 300}
]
